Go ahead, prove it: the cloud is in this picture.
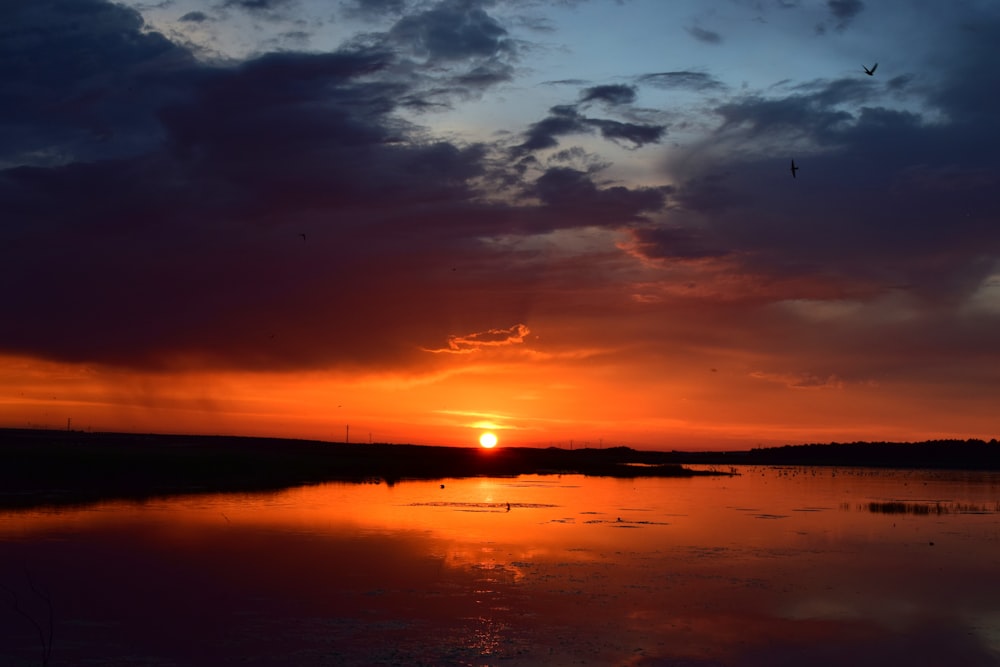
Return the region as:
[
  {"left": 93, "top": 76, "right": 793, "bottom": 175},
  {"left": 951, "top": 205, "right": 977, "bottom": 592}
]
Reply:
[
  {"left": 751, "top": 371, "right": 845, "bottom": 390},
  {"left": 517, "top": 103, "right": 665, "bottom": 153},
  {"left": 517, "top": 105, "right": 589, "bottom": 151},
  {"left": 0, "top": 0, "right": 194, "bottom": 167},
  {"left": 343, "top": 0, "right": 407, "bottom": 19},
  {"left": 686, "top": 25, "right": 722, "bottom": 44},
  {"left": 589, "top": 118, "right": 666, "bottom": 146},
  {"left": 827, "top": 0, "right": 864, "bottom": 22},
  {"left": 2, "top": 0, "right": 999, "bottom": 411},
  {"left": 580, "top": 84, "right": 637, "bottom": 106},
  {"left": 179, "top": 11, "right": 210, "bottom": 23},
  {"left": 528, "top": 167, "right": 668, "bottom": 223},
  {"left": 713, "top": 92, "right": 854, "bottom": 142},
  {"left": 387, "top": 0, "right": 514, "bottom": 63},
  {"left": 639, "top": 71, "right": 726, "bottom": 92},
  {"left": 817, "top": 0, "right": 865, "bottom": 32},
  {"left": 644, "top": 54, "right": 1000, "bottom": 323},
  {"left": 625, "top": 225, "right": 729, "bottom": 261},
  {"left": 427, "top": 324, "right": 532, "bottom": 353},
  {"left": 0, "top": 0, "right": 682, "bottom": 373},
  {"left": 222, "top": 0, "right": 295, "bottom": 13}
]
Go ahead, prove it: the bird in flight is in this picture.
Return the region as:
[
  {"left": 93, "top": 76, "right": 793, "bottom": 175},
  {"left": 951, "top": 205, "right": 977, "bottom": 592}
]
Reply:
[
  {"left": 863, "top": 62, "right": 878, "bottom": 76},
  {"left": 790, "top": 159, "right": 799, "bottom": 178}
]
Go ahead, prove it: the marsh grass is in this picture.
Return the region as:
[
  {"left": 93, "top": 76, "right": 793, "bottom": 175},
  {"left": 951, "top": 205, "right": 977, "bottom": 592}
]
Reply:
[{"left": 862, "top": 500, "right": 1000, "bottom": 515}]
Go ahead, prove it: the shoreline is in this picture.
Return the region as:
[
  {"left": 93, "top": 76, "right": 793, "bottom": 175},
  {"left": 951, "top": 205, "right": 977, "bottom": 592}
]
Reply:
[
  {"left": 2, "top": 428, "right": 998, "bottom": 510},
  {"left": 0, "top": 428, "right": 718, "bottom": 510}
]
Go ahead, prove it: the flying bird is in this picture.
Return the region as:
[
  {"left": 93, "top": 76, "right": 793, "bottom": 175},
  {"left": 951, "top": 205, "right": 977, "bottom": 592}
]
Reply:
[
  {"left": 790, "top": 159, "right": 799, "bottom": 178},
  {"left": 863, "top": 62, "right": 878, "bottom": 76}
]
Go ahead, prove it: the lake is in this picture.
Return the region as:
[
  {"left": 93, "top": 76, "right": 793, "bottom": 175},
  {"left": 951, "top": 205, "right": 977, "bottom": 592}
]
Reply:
[{"left": 2, "top": 466, "right": 999, "bottom": 666}]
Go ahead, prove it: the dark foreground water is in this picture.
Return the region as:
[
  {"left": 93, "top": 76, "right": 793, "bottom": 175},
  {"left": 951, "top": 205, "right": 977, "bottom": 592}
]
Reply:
[{"left": 2, "top": 466, "right": 999, "bottom": 666}]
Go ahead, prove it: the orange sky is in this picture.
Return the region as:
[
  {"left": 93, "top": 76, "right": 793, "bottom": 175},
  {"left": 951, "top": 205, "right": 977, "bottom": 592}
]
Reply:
[
  {"left": 2, "top": 1, "right": 999, "bottom": 450},
  {"left": 2, "top": 340, "right": 995, "bottom": 450}
]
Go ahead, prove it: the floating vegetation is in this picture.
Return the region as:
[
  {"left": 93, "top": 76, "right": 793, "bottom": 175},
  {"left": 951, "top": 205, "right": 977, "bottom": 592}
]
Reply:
[
  {"left": 407, "top": 501, "right": 559, "bottom": 511},
  {"left": 856, "top": 500, "right": 1000, "bottom": 515},
  {"left": 582, "top": 518, "right": 670, "bottom": 526}
]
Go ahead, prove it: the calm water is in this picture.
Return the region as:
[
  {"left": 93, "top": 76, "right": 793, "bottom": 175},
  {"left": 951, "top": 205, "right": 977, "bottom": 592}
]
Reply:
[{"left": 2, "top": 466, "right": 1000, "bottom": 666}]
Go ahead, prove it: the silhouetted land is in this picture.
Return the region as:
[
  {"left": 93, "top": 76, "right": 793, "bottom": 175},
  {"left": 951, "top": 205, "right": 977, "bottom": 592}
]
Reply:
[
  {"left": 0, "top": 429, "right": 716, "bottom": 509},
  {"left": 661, "top": 438, "right": 1000, "bottom": 470},
  {"left": 2, "top": 429, "right": 997, "bottom": 510}
]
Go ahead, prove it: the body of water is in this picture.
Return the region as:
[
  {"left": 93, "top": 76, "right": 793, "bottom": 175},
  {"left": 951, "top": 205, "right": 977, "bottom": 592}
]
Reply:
[{"left": 2, "top": 466, "right": 999, "bottom": 666}]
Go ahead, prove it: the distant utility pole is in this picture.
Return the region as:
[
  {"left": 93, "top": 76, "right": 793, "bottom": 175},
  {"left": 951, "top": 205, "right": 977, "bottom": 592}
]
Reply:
[{"left": 345, "top": 424, "right": 349, "bottom": 444}]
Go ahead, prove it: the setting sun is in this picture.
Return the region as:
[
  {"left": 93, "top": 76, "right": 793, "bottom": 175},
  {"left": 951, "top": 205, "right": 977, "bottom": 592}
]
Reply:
[{"left": 479, "top": 432, "right": 498, "bottom": 449}]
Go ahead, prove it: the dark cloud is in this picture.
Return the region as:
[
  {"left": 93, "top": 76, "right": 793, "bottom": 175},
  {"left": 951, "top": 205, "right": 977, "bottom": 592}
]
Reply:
[
  {"left": 542, "top": 78, "right": 589, "bottom": 87},
  {"left": 589, "top": 118, "right": 666, "bottom": 146},
  {"left": 388, "top": 0, "right": 514, "bottom": 62},
  {"left": 639, "top": 71, "right": 726, "bottom": 92},
  {"left": 343, "top": 0, "right": 407, "bottom": 19},
  {"left": 222, "top": 0, "right": 294, "bottom": 13},
  {"left": 669, "top": 171, "right": 750, "bottom": 215},
  {"left": 0, "top": 0, "right": 194, "bottom": 167},
  {"left": 714, "top": 92, "right": 854, "bottom": 142},
  {"left": 580, "top": 84, "right": 637, "bottom": 106},
  {"left": 886, "top": 74, "right": 913, "bottom": 92},
  {"left": 627, "top": 225, "right": 729, "bottom": 260},
  {"left": 353, "top": 0, "right": 520, "bottom": 104},
  {"left": 791, "top": 77, "right": 877, "bottom": 108},
  {"left": 647, "top": 67, "right": 1000, "bottom": 310},
  {"left": 817, "top": 0, "right": 864, "bottom": 32},
  {"left": 528, "top": 167, "right": 667, "bottom": 224},
  {"left": 453, "top": 61, "right": 515, "bottom": 88},
  {"left": 827, "top": 0, "right": 864, "bottom": 21},
  {"left": 925, "top": 18, "right": 1000, "bottom": 124},
  {"left": 2, "top": 0, "right": 998, "bottom": 396},
  {"left": 179, "top": 11, "right": 210, "bottom": 22},
  {"left": 0, "top": 0, "right": 672, "bottom": 372},
  {"left": 517, "top": 103, "right": 665, "bottom": 153},
  {"left": 686, "top": 26, "right": 722, "bottom": 44},
  {"left": 518, "top": 105, "right": 589, "bottom": 152}
]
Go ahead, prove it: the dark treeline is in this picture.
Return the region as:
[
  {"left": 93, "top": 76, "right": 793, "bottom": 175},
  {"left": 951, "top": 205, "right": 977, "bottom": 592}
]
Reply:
[{"left": 661, "top": 439, "right": 1000, "bottom": 470}]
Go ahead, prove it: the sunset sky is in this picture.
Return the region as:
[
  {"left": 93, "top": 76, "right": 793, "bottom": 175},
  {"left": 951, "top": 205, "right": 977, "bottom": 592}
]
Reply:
[{"left": 2, "top": 0, "right": 999, "bottom": 449}]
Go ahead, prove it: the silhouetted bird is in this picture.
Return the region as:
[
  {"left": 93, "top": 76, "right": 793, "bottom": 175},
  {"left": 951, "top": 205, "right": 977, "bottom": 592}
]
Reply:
[
  {"left": 299, "top": 233, "right": 306, "bottom": 241},
  {"left": 863, "top": 62, "right": 877, "bottom": 76},
  {"left": 790, "top": 159, "right": 799, "bottom": 178}
]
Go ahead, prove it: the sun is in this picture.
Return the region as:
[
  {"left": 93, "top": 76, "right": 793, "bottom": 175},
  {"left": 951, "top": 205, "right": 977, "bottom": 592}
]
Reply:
[{"left": 479, "top": 432, "right": 498, "bottom": 449}]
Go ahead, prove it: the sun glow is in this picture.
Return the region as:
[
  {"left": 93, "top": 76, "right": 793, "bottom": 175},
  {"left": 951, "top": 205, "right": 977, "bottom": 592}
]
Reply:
[{"left": 479, "top": 432, "right": 498, "bottom": 448}]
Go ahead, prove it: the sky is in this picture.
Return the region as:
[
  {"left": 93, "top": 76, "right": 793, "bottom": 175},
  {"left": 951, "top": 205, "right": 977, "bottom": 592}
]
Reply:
[{"left": 1, "top": 0, "right": 999, "bottom": 450}]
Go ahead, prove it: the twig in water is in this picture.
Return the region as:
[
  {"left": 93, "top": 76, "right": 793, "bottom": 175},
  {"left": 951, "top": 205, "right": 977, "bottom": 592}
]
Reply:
[{"left": 2, "top": 569, "right": 54, "bottom": 666}]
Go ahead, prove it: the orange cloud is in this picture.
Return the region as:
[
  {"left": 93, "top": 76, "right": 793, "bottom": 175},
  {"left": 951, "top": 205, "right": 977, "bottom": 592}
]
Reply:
[{"left": 425, "top": 324, "right": 531, "bottom": 354}]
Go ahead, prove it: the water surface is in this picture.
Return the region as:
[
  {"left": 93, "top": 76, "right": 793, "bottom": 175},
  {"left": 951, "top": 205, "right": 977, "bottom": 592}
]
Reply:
[{"left": 2, "top": 466, "right": 999, "bottom": 666}]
